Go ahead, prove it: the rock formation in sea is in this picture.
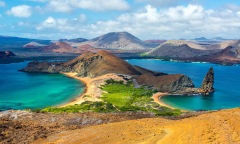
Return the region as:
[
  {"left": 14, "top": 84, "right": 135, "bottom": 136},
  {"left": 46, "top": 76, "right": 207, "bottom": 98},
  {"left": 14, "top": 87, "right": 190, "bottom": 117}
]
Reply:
[
  {"left": 199, "top": 67, "right": 214, "bottom": 95},
  {"left": 20, "top": 50, "right": 213, "bottom": 94},
  {"left": 0, "top": 51, "right": 16, "bottom": 58}
]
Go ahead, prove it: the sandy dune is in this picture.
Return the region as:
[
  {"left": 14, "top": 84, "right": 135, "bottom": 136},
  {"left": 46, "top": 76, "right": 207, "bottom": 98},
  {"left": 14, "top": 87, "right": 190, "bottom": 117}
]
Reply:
[{"left": 34, "top": 108, "right": 240, "bottom": 144}]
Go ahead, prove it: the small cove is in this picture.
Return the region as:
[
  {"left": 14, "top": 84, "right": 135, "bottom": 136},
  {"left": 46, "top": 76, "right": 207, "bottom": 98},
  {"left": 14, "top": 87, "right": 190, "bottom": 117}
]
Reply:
[{"left": 127, "top": 59, "right": 240, "bottom": 111}]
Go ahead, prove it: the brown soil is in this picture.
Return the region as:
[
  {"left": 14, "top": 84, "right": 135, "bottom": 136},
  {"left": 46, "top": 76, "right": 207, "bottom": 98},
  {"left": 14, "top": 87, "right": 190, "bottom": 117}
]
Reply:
[
  {"left": 35, "top": 108, "right": 240, "bottom": 144},
  {"left": 0, "top": 110, "right": 154, "bottom": 144}
]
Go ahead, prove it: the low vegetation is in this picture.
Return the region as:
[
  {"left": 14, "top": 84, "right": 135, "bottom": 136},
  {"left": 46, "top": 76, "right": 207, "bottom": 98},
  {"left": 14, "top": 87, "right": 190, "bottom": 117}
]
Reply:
[
  {"left": 38, "top": 79, "right": 182, "bottom": 116},
  {"left": 39, "top": 101, "right": 117, "bottom": 113}
]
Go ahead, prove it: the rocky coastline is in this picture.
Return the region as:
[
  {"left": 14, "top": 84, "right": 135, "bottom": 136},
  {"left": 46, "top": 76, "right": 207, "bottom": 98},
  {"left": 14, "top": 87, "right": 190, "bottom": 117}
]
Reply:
[{"left": 20, "top": 50, "right": 214, "bottom": 96}]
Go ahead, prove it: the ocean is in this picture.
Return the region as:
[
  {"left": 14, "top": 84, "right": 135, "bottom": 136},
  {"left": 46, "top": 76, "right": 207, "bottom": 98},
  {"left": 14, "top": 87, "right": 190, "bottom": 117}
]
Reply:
[
  {"left": 0, "top": 61, "right": 84, "bottom": 111},
  {"left": 127, "top": 59, "right": 240, "bottom": 111},
  {"left": 1, "top": 59, "right": 240, "bottom": 111}
]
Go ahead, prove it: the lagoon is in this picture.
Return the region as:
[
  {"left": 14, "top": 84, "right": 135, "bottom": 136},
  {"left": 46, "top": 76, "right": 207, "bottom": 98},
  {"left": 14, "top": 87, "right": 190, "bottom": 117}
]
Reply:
[{"left": 0, "top": 62, "right": 84, "bottom": 111}]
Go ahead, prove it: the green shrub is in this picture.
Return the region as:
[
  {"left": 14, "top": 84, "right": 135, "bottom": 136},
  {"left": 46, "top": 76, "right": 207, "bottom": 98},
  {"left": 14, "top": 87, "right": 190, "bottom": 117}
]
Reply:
[
  {"left": 101, "top": 79, "right": 182, "bottom": 116},
  {"left": 40, "top": 101, "right": 117, "bottom": 113}
]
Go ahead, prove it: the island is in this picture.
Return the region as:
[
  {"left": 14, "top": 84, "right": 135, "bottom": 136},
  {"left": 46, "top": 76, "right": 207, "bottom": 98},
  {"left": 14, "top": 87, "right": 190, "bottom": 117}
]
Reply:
[{"left": 20, "top": 50, "right": 214, "bottom": 109}]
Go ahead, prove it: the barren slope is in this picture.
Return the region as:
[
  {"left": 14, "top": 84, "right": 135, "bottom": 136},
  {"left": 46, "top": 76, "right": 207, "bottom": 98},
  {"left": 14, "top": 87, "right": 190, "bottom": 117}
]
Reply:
[{"left": 35, "top": 108, "right": 240, "bottom": 144}]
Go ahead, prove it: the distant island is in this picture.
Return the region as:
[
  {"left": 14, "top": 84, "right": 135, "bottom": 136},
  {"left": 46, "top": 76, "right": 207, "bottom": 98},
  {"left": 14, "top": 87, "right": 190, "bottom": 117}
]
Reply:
[{"left": 1, "top": 32, "right": 240, "bottom": 65}]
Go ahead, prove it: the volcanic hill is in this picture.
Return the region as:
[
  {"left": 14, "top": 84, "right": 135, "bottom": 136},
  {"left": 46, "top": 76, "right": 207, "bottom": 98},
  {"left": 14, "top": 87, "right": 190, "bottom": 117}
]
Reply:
[
  {"left": 21, "top": 50, "right": 213, "bottom": 94},
  {"left": 78, "top": 32, "right": 158, "bottom": 50}
]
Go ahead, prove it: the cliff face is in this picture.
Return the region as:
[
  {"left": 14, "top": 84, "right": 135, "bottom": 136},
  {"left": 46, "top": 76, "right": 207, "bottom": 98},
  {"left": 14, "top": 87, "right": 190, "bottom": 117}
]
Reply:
[
  {"left": 21, "top": 61, "right": 63, "bottom": 73},
  {"left": 135, "top": 73, "right": 195, "bottom": 93},
  {"left": 199, "top": 67, "right": 214, "bottom": 94}
]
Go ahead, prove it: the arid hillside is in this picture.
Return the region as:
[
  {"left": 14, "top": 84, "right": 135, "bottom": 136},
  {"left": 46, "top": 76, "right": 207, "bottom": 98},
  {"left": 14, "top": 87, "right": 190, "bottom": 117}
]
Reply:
[{"left": 35, "top": 108, "right": 240, "bottom": 144}]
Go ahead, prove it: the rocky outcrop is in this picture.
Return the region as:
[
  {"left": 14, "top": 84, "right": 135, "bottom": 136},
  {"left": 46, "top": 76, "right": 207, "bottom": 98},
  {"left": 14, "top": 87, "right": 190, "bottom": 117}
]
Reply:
[
  {"left": 135, "top": 73, "right": 195, "bottom": 93},
  {"left": 199, "top": 67, "right": 214, "bottom": 94},
  {"left": 20, "top": 61, "right": 63, "bottom": 73}
]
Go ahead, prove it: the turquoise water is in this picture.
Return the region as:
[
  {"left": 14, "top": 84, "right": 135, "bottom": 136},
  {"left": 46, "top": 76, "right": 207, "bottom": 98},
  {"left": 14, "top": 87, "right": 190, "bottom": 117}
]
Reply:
[
  {"left": 127, "top": 59, "right": 240, "bottom": 111},
  {"left": 0, "top": 62, "right": 84, "bottom": 111}
]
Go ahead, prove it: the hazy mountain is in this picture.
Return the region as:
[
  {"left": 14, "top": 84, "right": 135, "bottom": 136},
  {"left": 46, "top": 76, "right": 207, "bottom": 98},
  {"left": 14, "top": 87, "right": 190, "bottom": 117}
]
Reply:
[
  {"left": 147, "top": 39, "right": 240, "bottom": 65},
  {"left": 194, "top": 37, "right": 208, "bottom": 41},
  {"left": 147, "top": 40, "right": 217, "bottom": 58},
  {"left": 59, "top": 38, "right": 88, "bottom": 43},
  {"left": 43, "top": 42, "right": 77, "bottom": 53},
  {"left": 212, "top": 37, "right": 227, "bottom": 41},
  {"left": 79, "top": 32, "right": 157, "bottom": 50},
  {"left": 0, "top": 51, "right": 16, "bottom": 58},
  {"left": 23, "top": 42, "right": 47, "bottom": 48},
  {"left": 0, "top": 36, "right": 51, "bottom": 48},
  {"left": 144, "top": 40, "right": 166, "bottom": 45}
]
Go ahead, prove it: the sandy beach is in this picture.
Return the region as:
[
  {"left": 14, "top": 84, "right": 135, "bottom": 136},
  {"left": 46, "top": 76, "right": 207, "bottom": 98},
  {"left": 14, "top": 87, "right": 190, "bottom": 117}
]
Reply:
[
  {"left": 152, "top": 92, "right": 174, "bottom": 109},
  {"left": 61, "top": 72, "right": 126, "bottom": 107},
  {"left": 62, "top": 73, "right": 183, "bottom": 111}
]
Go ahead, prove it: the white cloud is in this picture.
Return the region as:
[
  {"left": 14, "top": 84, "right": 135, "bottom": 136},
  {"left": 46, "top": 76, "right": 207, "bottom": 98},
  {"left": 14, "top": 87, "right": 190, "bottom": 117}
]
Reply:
[
  {"left": 136, "top": 0, "right": 188, "bottom": 7},
  {"left": 0, "top": 1, "right": 6, "bottom": 7},
  {"left": 36, "top": 4, "right": 240, "bottom": 39},
  {"left": 7, "top": 5, "right": 32, "bottom": 18},
  {"left": 47, "top": 1, "right": 73, "bottom": 12},
  {"left": 73, "top": 0, "right": 129, "bottom": 11},
  {"left": 36, "top": 15, "right": 82, "bottom": 32},
  {"left": 42, "top": 0, "right": 129, "bottom": 12}
]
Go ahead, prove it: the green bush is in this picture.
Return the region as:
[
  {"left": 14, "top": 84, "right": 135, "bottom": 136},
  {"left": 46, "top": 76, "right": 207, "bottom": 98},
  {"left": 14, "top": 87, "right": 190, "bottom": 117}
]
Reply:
[
  {"left": 101, "top": 79, "right": 182, "bottom": 116},
  {"left": 40, "top": 101, "right": 117, "bottom": 113}
]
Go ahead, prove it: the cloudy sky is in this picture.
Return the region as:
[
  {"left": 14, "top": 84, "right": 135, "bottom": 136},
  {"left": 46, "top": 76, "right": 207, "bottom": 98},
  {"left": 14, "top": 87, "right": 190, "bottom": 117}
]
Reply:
[{"left": 0, "top": 0, "right": 240, "bottom": 40}]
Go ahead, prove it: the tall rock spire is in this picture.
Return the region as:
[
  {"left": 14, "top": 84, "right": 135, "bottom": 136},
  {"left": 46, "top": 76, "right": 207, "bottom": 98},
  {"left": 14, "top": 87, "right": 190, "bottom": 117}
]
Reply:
[{"left": 199, "top": 67, "right": 214, "bottom": 95}]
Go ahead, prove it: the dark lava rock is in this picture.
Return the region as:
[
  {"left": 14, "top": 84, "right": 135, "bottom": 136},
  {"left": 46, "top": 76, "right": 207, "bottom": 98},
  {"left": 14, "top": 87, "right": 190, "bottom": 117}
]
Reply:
[{"left": 200, "top": 67, "right": 214, "bottom": 94}]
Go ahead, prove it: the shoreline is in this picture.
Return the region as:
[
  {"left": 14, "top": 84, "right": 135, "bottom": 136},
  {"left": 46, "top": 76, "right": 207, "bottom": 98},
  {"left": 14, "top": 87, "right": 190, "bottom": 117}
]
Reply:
[
  {"left": 60, "top": 73, "right": 187, "bottom": 111},
  {"left": 60, "top": 73, "right": 126, "bottom": 107},
  {"left": 152, "top": 92, "right": 174, "bottom": 109},
  {"left": 152, "top": 92, "right": 188, "bottom": 111},
  {"left": 60, "top": 72, "right": 91, "bottom": 107}
]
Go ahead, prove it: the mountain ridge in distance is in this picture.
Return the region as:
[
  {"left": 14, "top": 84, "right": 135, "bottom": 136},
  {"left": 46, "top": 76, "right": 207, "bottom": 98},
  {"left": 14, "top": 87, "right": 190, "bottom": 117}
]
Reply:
[{"left": 78, "top": 32, "right": 159, "bottom": 50}]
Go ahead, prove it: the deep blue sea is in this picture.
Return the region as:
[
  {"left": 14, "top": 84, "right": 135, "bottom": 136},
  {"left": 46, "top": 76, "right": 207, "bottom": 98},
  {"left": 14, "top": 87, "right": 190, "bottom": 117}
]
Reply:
[
  {"left": 127, "top": 59, "right": 240, "bottom": 111},
  {"left": 0, "top": 62, "right": 84, "bottom": 111}
]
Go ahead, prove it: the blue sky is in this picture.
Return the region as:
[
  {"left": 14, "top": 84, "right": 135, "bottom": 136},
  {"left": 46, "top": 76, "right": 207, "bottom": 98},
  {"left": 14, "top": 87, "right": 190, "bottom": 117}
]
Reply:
[{"left": 1, "top": 0, "right": 240, "bottom": 40}]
